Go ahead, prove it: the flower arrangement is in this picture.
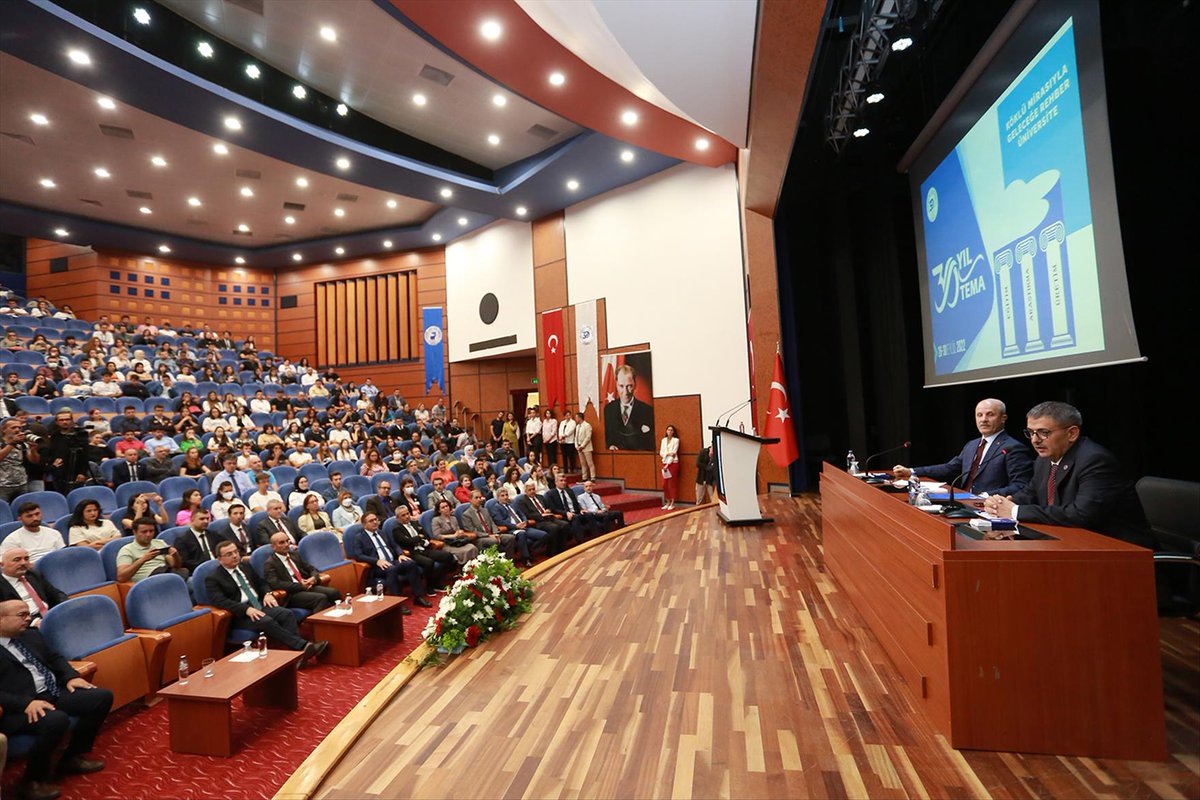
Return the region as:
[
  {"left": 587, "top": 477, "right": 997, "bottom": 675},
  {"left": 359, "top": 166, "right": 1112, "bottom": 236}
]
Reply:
[{"left": 421, "top": 547, "right": 535, "bottom": 661}]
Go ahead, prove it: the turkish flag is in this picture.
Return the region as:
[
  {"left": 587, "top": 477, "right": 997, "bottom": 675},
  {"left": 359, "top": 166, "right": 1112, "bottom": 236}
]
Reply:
[
  {"left": 542, "top": 309, "right": 565, "bottom": 409},
  {"left": 763, "top": 350, "right": 799, "bottom": 466}
]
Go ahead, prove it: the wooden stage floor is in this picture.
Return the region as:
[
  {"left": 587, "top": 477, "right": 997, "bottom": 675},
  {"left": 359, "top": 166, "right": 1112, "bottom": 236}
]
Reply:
[{"left": 314, "top": 495, "right": 1199, "bottom": 799}]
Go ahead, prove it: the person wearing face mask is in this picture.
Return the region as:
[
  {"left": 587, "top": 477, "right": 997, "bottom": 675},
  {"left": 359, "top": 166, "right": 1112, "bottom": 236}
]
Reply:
[
  {"left": 396, "top": 478, "right": 422, "bottom": 516},
  {"left": 210, "top": 480, "right": 238, "bottom": 520},
  {"left": 331, "top": 490, "right": 362, "bottom": 529}
]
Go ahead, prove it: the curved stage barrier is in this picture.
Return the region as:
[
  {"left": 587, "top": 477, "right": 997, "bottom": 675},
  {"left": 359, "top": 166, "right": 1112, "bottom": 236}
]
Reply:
[{"left": 280, "top": 496, "right": 1199, "bottom": 800}]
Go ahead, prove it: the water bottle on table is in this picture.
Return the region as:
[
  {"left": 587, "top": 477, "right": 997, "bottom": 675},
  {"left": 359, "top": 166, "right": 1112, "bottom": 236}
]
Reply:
[
  {"left": 178, "top": 655, "right": 189, "bottom": 685},
  {"left": 256, "top": 632, "right": 268, "bottom": 659}
]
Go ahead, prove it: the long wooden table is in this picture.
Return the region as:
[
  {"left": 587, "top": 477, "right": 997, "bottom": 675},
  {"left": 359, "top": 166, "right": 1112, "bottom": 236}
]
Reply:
[
  {"left": 157, "top": 648, "right": 304, "bottom": 756},
  {"left": 820, "top": 462, "right": 1167, "bottom": 760}
]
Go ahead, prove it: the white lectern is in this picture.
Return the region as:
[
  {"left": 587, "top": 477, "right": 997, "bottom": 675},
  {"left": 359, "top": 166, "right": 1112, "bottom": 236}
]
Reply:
[{"left": 710, "top": 426, "right": 778, "bottom": 526}]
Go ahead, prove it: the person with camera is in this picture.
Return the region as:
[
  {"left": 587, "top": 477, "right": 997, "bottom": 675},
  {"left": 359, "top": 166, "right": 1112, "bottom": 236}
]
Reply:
[
  {"left": 39, "top": 412, "right": 87, "bottom": 495},
  {"left": 0, "top": 419, "right": 40, "bottom": 503}
]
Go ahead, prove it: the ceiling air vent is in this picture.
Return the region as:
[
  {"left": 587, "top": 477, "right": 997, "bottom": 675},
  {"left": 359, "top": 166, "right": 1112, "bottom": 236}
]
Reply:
[
  {"left": 320, "top": 226, "right": 340, "bottom": 234},
  {"left": 0, "top": 132, "right": 35, "bottom": 146},
  {"left": 126, "top": 189, "right": 153, "bottom": 200},
  {"left": 232, "top": 229, "right": 253, "bottom": 236},
  {"left": 99, "top": 124, "right": 135, "bottom": 139},
  {"left": 335, "top": 193, "right": 358, "bottom": 203},
  {"left": 78, "top": 198, "right": 102, "bottom": 206},
  {"left": 235, "top": 169, "right": 261, "bottom": 180},
  {"left": 223, "top": 0, "right": 264, "bottom": 15},
  {"left": 419, "top": 64, "right": 455, "bottom": 86},
  {"left": 282, "top": 202, "right": 306, "bottom": 211},
  {"left": 527, "top": 124, "right": 559, "bottom": 140}
]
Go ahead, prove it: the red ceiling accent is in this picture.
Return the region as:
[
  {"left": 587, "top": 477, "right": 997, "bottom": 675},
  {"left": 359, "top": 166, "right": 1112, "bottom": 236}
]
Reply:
[{"left": 392, "top": 0, "right": 738, "bottom": 167}]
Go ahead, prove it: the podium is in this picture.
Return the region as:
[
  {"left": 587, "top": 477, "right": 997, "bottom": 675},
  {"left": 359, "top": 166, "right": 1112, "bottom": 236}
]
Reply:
[{"left": 710, "top": 426, "right": 777, "bottom": 526}]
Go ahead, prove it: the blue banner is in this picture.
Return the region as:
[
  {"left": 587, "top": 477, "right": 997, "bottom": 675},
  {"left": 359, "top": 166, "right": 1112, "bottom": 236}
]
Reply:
[{"left": 422, "top": 307, "right": 445, "bottom": 394}]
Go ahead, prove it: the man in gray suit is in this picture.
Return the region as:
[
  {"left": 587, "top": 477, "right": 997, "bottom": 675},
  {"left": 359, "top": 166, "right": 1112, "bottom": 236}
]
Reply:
[{"left": 459, "top": 490, "right": 516, "bottom": 559}]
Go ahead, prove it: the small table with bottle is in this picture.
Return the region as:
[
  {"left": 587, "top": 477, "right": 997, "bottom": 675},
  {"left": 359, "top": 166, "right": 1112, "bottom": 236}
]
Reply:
[
  {"left": 306, "top": 584, "right": 407, "bottom": 667},
  {"left": 156, "top": 636, "right": 304, "bottom": 756}
]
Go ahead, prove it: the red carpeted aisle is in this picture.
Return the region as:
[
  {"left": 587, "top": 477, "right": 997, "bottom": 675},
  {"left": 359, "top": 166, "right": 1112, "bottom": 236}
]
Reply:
[{"left": 1, "top": 605, "right": 435, "bottom": 800}]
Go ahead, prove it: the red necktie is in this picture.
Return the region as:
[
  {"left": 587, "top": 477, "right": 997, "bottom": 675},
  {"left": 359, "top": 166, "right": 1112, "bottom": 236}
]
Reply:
[
  {"left": 20, "top": 578, "right": 48, "bottom": 616},
  {"left": 965, "top": 438, "right": 986, "bottom": 492},
  {"left": 1047, "top": 463, "right": 1058, "bottom": 506},
  {"left": 533, "top": 497, "right": 546, "bottom": 514},
  {"left": 477, "top": 509, "right": 490, "bottom": 534},
  {"left": 284, "top": 556, "right": 303, "bottom": 582}
]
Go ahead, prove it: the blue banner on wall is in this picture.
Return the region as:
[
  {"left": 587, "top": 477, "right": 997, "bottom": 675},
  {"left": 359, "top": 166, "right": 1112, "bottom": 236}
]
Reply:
[{"left": 422, "top": 307, "right": 445, "bottom": 394}]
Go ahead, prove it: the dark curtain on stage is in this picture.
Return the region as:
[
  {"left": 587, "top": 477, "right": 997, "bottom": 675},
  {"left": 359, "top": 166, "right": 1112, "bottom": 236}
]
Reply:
[{"left": 775, "top": 0, "right": 1198, "bottom": 490}]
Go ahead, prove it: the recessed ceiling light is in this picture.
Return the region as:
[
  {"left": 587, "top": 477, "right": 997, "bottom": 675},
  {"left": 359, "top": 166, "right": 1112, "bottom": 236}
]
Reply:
[
  {"left": 150, "top": 155, "right": 167, "bottom": 167},
  {"left": 866, "top": 92, "right": 885, "bottom": 104},
  {"left": 139, "top": 206, "right": 152, "bottom": 214},
  {"left": 292, "top": 253, "right": 303, "bottom": 262},
  {"left": 487, "top": 133, "right": 500, "bottom": 146},
  {"left": 158, "top": 245, "right": 171, "bottom": 254},
  {"left": 292, "top": 84, "right": 307, "bottom": 100},
  {"left": 335, "top": 103, "right": 348, "bottom": 116},
  {"left": 335, "top": 157, "right": 350, "bottom": 170},
  {"left": 334, "top": 247, "right": 345, "bottom": 256},
  {"left": 383, "top": 239, "right": 393, "bottom": 248},
  {"left": 197, "top": 41, "right": 214, "bottom": 58},
  {"left": 892, "top": 37, "right": 913, "bottom": 51},
  {"left": 132, "top": 7, "right": 151, "bottom": 25},
  {"left": 319, "top": 26, "right": 337, "bottom": 42},
  {"left": 548, "top": 72, "right": 566, "bottom": 87},
  {"left": 54, "top": 228, "right": 69, "bottom": 237},
  {"left": 29, "top": 113, "right": 49, "bottom": 126},
  {"left": 620, "top": 149, "right": 634, "bottom": 163},
  {"left": 457, "top": 217, "right": 468, "bottom": 226},
  {"left": 412, "top": 93, "right": 427, "bottom": 107},
  {"left": 67, "top": 50, "right": 91, "bottom": 66},
  {"left": 212, "top": 143, "right": 229, "bottom": 155},
  {"left": 621, "top": 110, "right": 639, "bottom": 126},
  {"left": 566, "top": 179, "right": 579, "bottom": 191},
  {"left": 245, "top": 64, "right": 260, "bottom": 79},
  {"left": 432, "top": 233, "right": 443, "bottom": 242},
  {"left": 237, "top": 223, "right": 250, "bottom": 232},
  {"left": 97, "top": 97, "right": 116, "bottom": 110},
  {"left": 694, "top": 138, "right": 710, "bottom": 151},
  {"left": 239, "top": 186, "right": 254, "bottom": 197},
  {"left": 38, "top": 178, "right": 56, "bottom": 188},
  {"left": 295, "top": 177, "right": 309, "bottom": 188},
  {"left": 853, "top": 127, "right": 870, "bottom": 138},
  {"left": 284, "top": 216, "right": 295, "bottom": 225},
  {"left": 439, "top": 188, "right": 453, "bottom": 199},
  {"left": 492, "top": 94, "right": 507, "bottom": 107},
  {"left": 333, "top": 208, "right": 345, "bottom": 218},
  {"left": 234, "top": 256, "right": 245, "bottom": 265},
  {"left": 515, "top": 206, "right": 528, "bottom": 217},
  {"left": 223, "top": 116, "right": 241, "bottom": 131},
  {"left": 480, "top": 20, "right": 502, "bottom": 41},
  {"left": 187, "top": 196, "right": 201, "bottom": 207},
  {"left": 93, "top": 167, "right": 111, "bottom": 179},
  {"left": 386, "top": 199, "right": 397, "bottom": 209}
]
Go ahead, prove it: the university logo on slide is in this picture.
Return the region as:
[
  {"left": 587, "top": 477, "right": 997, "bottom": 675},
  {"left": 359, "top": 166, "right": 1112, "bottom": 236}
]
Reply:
[
  {"left": 423, "top": 325, "right": 443, "bottom": 346},
  {"left": 925, "top": 187, "right": 939, "bottom": 222}
]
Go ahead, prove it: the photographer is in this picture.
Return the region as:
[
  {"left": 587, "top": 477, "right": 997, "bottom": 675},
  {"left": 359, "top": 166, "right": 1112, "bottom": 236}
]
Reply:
[
  {"left": 40, "top": 411, "right": 88, "bottom": 494},
  {"left": 0, "top": 419, "right": 41, "bottom": 502}
]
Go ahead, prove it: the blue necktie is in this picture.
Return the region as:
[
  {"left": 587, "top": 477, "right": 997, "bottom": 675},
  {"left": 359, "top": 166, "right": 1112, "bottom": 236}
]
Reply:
[
  {"left": 12, "top": 639, "right": 58, "bottom": 697},
  {"left": 370, "top": 531, "right": 393, "bottom": 561}
]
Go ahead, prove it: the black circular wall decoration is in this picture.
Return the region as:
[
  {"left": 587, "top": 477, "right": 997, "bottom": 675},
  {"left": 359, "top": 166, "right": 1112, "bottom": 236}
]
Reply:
[{"left": 479, "top": 292, "right": 499, "bottom": 325}]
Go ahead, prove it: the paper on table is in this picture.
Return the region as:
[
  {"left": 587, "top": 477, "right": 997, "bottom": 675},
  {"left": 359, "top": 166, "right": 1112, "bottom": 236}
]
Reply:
[
  {"left": 230, "top": 651, "right": 258, "bottom": 663},
  {"left": 325, "top": 608, "right": 353, "bottom": 617},
  {"left": 916, "top": 505, "right": 945, "bottom": 513}
]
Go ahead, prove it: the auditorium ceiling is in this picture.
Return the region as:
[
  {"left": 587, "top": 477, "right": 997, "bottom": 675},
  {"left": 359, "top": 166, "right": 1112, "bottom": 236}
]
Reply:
[{"left": 0, "top": 0, "right": 759, "bottom": 267}]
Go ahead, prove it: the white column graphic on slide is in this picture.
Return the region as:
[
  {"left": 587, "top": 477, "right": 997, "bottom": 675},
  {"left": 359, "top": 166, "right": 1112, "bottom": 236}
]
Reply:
[
  {"left": 993, "top": 248, "right": 1020, "bottom": 356},
  {"left": 1038, "top": 220, "right": 1073, "bottom": 348},
  {"left": 1015, "top": 236, "right": 1042, "bottom": 352}
]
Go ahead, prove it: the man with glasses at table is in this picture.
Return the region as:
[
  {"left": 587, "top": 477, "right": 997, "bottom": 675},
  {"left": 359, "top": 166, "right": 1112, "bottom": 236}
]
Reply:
[{"left": 983, "top": 401, "right": 1152, "bottom": 547}]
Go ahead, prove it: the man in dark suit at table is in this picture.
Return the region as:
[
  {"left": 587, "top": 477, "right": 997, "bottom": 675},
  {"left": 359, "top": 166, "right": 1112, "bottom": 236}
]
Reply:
[
  {"left": 983, "top": 401, "right": 1153, "bottom": 547},
  {"left": 343, "top": 512, "right": 427, "bottom": 609},
  {"left": 0, "top": 599, "right": 112, "bottom": 800},
  {"left": 205, "top": 541, "right": 327, "bottom": 663},
  {"left": 603, "top": 364, "right": 655, "bottom": 450},
  {"left": 893, "top": 398, "right": 1033, "bottom": 496},
  {"left": 262, "top": 532, "right": 340, "bottom": 612}
]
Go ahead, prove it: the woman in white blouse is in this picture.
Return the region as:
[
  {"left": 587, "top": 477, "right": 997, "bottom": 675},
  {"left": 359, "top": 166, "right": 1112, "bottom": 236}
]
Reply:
[{"left": 659, "top": 424, "right": 680, "bottom": 510}]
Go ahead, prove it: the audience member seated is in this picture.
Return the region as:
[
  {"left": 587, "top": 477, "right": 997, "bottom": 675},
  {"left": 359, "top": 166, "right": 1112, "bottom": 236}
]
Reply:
[
  {"left": 518, "top": 481, "right": 573, "bottom": 548},
  {"left": 391, "top": 505, "right": 455, "bottom": 590},
  {"left": 67, "top": 500, "right": 122, "bottom": 549},
  {"left": 363, "top": 479, "right": 397, "bottom": 522},
  {"left": 174, "top": 509, "right": 230, "bottom": 574},
  {"left": 460, "top": 490, "right": 516, "bottom": 559},
  {"left": 1, "top": 504, "right": 64, "bottom": 564},
  {"left": 121, "top": 493, "right": 168, "bottom": 533},
  {"left": 247, "top": 472, "right": 282, "bottom": 513},
  {"left": 344, "top": 512, "right": 426, "bottom": 609},
  {"left": 332, "top": 491, "right": 362, "bottom": 530},
  {"left": 492, "top": 487, "right": 554, "bottom": 566},
  {"left": 429, "top": 499, "right": 478, "bottom": 566},
  {"left": 578, "top": 480, "right": 625, "bottom": 534},
  {"left": 116, "top": 517, "right": 186, "bottom": 582},
  {"left": 254, "top": 499, "right": 304, "bottom": 548},
  {"left": 0, "top": 549, "right": 68, "bottom": 625},
  {"left": 262, "top": 532, "right": 339, "bottom": 612},
  {"left": 0, "top": 599, "right": 112, "bottom": 800},
  {"left": 424, "top": 476, "right": 457, "bottom": 512},
  {"left": 297, "top": 492, "right": 339, "bottom": 538}
]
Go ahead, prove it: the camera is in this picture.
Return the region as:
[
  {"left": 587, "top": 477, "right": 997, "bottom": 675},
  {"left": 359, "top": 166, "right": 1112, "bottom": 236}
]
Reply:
[{"left": 24, "top": 433, "right": 42, "bottom": 444}]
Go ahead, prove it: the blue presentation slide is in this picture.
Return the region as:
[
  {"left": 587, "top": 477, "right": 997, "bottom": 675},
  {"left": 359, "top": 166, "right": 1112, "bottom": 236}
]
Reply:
[{"left": 919, "top": 18, "right": 1104, "bottom": 377}]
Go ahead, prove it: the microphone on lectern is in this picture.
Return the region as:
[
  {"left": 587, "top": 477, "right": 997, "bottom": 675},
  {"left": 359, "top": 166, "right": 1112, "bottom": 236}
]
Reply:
[
  {"left": 862, "top": 440, "right": 911, "bottom": 472},
  {"left": 715, "top": 399, "right": 752, "bottom": 429}
]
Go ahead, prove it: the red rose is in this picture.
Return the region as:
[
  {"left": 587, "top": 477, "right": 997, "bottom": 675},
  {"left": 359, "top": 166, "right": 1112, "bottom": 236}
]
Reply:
[
  {"left": 465, "top": 625, "right": 481, "bottom": 647},
  {"left": 435, "top": 619, "right": 442, "bottom": 635}
]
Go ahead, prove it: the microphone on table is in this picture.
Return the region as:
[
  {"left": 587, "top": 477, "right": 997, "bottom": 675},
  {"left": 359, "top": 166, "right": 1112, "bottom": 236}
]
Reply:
[
  {"left": 941, "top": 454, "right": 999, "bottom": 519},
  {"left": 861, "top": 441, "right": 910, "bottom": 482}
]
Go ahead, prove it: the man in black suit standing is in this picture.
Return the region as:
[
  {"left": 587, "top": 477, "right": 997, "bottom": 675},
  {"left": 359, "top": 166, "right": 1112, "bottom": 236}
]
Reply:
[
  {"left": 984, "top": 401, "right": 1152, "bottom": 547},
  {"left": 0, "top": 599, "right": 112, "bottom": 800},
  {"left": 262, "top": 532, "right": 340, "bottom": 612},
  {"left": 205, "top": 541, "right": 327, "bottom": 664},
  {"left": 253, "top": 499, "right": 305, "bottom": 548},
  {"left": 603, "top": 364, "right": 655, "bottom": 450},
  {"left": 0, "top": 548, "right": 68, "bottom": 627},
  {"left": 174, "top": 509, "right": 232, "bottom": 574}
]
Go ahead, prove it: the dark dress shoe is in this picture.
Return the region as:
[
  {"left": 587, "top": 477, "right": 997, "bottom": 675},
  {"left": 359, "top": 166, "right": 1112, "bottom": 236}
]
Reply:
[
  {"left": 59, "top": 755, "right": 105, "bottom": 774},
  {"left": 17, "top": 780, "right": 61, "bottom": 800},
  {"left": 299, "top": 641, "right": 319, "bottom": 667},
  {"left": 414, "top": 596, "right": 432, "bottom": 608},
  {"left": 399, "top": 604, "right": 412, "bottom": 615}
]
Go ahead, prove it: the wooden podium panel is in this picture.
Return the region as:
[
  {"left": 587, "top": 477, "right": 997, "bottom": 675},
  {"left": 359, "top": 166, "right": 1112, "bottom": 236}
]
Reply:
[{"left": 821, "top": 462, "right": 1167, "bottom": 761}]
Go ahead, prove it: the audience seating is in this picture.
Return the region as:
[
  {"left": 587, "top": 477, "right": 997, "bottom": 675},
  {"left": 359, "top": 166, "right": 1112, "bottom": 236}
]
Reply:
[
  {"left": 125, "top": 573, "right": 229, "bottom": 686},
  {"left": 189, "top": 560, "right": 258, "bottom": 650},
  {"left": 41, "top": 595, "right": 170, "bottom": 710},
  {"left": 298, "top": 531, "right": 358, "bottom": 596},
  {"left": 37, "top": 546, "right": 127, "bottom": 623},
  {"left": 18, "top": 490, "right": 69, "bottom": 519},
  {"left": 116, "top": 480, "right": 159, "bottom": 508},
  {"left": 99, "top": 536, "right": 134, "bottom": 582},
  {"left": 67, "top": 485, "right": 118, "bottom": 513}
]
